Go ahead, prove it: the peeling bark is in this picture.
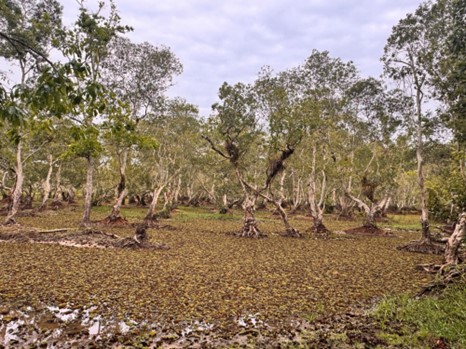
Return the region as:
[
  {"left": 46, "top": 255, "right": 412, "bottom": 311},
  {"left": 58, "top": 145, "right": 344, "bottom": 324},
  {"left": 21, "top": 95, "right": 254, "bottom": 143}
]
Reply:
[
  {"left": 107, "top": 150, "right": 128, "bottom": 221},
  {"left": 40, "top": 155, "right": 54, "bottom": 210},
  {"left": 4, "top": 140, "right": 23, "bottom": 225},
  {"left": 144, "top": 185, "right": 165, "bottom": 224},
  {"left": 239, "top": 192, "right": 263, "bottom": 238},
  {"left": 308, "top": 146, "right": 329, "bottom": 236},
  {"left": 444, "top": 212, "right": 466, "bottom": 265},
  {"left": 81, "top": 156, "right": 94, "bottom": 227}
]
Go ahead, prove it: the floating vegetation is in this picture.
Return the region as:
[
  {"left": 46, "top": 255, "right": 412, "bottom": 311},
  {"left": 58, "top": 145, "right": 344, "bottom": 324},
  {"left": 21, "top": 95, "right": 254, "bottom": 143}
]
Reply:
[{"left": 0, "top": 207, "right": 442, "bottom": 347}]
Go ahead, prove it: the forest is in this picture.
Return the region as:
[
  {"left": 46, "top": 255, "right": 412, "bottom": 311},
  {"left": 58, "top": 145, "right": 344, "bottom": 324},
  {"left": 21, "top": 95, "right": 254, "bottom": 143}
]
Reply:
[{"left": 0, "top": 0, "right": 465, "bottom": 348}]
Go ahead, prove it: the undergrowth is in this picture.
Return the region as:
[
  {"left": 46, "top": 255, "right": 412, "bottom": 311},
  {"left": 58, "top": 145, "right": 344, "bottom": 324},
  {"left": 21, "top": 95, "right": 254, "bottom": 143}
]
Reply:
[{"left": 374, "top": 279, "right": 466, "bottom": 348}]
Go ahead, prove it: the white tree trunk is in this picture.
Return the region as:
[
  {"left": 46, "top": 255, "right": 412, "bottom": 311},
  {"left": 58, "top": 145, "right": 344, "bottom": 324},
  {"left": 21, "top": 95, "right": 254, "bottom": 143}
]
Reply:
[
  {"left": 4, "top": 140, "right": 23, "bottom": 225},
  {"left": 109, "top": 150, "right": 128, "bottom": 219},
  {"left": 308, "top": 146, "right": 328, "bottom": 234},
  {"left": 145, "top": 186, "right": 165, "bottom": 221},
  {"left": 53, "top": 163, "right": 62, "bottom": 202},
  {"left": 81, "top": 156, "right": 94, "bottom": 226},
  {"left": 444, "top": 212, "right": 466, "bottom": 265},
  {"left": 40, "top": 154, "right": 54, "bottom": 210},
  {"left": 290, "top": 172, "right": 302, "bottom": 213}
]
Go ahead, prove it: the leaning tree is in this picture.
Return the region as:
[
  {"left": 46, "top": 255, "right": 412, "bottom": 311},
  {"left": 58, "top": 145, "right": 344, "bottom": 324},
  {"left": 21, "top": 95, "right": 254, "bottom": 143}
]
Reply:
[{"left": 204, "top": 66, "right": 308, "bottom": 238}]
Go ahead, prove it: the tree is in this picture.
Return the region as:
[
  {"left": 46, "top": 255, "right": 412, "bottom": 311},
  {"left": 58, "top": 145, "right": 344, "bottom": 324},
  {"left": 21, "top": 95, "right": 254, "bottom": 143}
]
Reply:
[
  {"left": 295, "top": 50, "right": 358, "bottom": 233},
  {"left": 140, "top": 99, "right": 199, "bottom": 225},
  {"left": 0, "top": 0, "right": 62, "bottom": 224},
  {"left": 343, "top": 78, "right": 406, "bottom": 229},
  {"left": 382, "top": 4, "right": 436, "bottom": 243},
  {"left": 57, "top": 0, "right": 130, "bottom": 226},
  {"left": 100, "top": 36, "right": 182, "bottom": 222},
  {"left": 205, "top": 66, "right": 305, "bottom": 237},
  {"left": 204, "top": 82, "right": 264, "bottom": 237}
]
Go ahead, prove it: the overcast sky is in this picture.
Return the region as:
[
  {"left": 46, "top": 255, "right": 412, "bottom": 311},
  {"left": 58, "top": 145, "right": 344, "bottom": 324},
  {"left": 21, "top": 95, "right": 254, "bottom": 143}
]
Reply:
[{"left": 61, "top": 1, "right": 420, "bottom": 116}]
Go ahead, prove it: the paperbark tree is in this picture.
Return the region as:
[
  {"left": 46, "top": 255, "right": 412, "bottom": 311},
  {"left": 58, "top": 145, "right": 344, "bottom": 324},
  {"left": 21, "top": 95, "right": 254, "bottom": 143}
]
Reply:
[
  {"left": 57, "top": 0, "right": 130, "bottom": 227},
  {"left": 383, "top": 5, "right": 434, "bottom": 242},
  {"left": 205, "top": 66, "right": 306, "bottom": 237},
  {"left": 101, "top": 36, "right": 182, "bottom": 222},
  {"left": 0, "top": 0, "right": 62, "bottom": 224},
  {"left": 444, "top": 212, "right": 466, "bottom": 265}
]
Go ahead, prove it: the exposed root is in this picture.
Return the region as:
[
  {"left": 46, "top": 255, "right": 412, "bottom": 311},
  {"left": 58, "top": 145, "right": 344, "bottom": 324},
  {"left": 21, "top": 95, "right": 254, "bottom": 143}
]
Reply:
[
  {"left": 3, "top": 217, "right": 17, "bottom": 226},
  {"left": 344, "top": 225, "right": 393, "bottom": 237},
  {"left": 0, "top": 227, "right": 168, "bottom": 250},
  {"left": 308, "top": 223, "right": 331, "bottom": 239},
  {"left": 50, "top": 201, "right": 65, "bottom": 210},
  {"left": 235, "top": 228, "right": 267, "bottom": 238},
  {"left": 281, "top": 228, "right": 303, "bottom": 238},
  {"left": 143, "top": 217, "right": 160, "bottom": 228},
  {"left": 236, "top": 218, "right": 267, "bottom": 238},
  {"left": 398, "top": 240, "right": 444, "bottom": 255},
  {"left": 100, "top": 215, "right": 129, "bottom": 226},
  {"left": 417, "top": 264, "right": 466, "bottom": 296},
  {"left": 37, "top": 228, "right": 69, "bottom": 233}
]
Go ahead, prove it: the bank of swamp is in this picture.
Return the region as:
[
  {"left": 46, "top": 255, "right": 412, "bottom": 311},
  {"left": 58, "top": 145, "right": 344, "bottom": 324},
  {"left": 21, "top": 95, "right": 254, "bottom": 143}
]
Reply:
[{"left": 0, "top": 205, "right": 450, "bottom": 347}]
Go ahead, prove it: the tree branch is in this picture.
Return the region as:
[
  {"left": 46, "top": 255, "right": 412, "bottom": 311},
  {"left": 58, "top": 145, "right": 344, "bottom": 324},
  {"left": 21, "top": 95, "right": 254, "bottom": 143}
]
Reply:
[
  {"left": 0, "top": 32, "right": 57, "bottom": 72},
  {"left": 201, "top": 135, "right": 230, "bottom": 160}
]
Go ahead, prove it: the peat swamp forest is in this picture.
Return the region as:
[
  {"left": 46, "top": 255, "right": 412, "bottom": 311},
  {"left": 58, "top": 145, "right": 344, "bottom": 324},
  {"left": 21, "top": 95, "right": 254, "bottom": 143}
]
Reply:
[{"left": 1, "top": 0, "right": 466, "bottom": 348}]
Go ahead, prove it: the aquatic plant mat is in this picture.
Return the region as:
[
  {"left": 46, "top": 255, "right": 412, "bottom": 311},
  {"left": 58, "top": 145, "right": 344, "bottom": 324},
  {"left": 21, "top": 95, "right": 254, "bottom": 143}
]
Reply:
[{"left": 0, "top": 206, "right": 442, "bottom": 348}]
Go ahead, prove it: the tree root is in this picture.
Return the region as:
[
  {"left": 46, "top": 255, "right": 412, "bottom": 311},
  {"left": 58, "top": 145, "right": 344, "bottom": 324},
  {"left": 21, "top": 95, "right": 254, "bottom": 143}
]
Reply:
[
  {"left": 0, "top": 227, "right": 168, "bottom": 250},
  {"left": 37, "top": 228, "right": 69, "bottom": 234},
  {"left": 143, "top": 217, "right": 160, "bottom": 228},
  {"left": 100, "top": 215, "right": 129, "bottom": 226},
  {"left": 308, "top": 223, "right": 331, "bottom": 239},
  {"left": 417, "top": 264, "right": 466, "bottom": 296},
  {"left": 3, "top": 218, "right": 17, "bottom": 226},
  {"left": 234, "top": 217, "right": 267, "bottom": 238},
  {"left": 282, "top": 228, "right": 303, "bottom": 238},
  {"left": 398, "top": 240, "right": 444, "bottom": 255}
]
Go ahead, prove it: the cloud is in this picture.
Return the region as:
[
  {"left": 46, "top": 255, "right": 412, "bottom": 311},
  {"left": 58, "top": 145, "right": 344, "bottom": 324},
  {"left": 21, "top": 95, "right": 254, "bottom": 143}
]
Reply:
[{"left": 57, "top": 1, "right": 424, "bottom": 116}]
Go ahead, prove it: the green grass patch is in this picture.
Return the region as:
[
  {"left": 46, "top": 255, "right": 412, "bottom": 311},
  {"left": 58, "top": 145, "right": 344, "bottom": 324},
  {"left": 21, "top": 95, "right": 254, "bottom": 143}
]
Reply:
[{"left": 374, "top": 281, "right": 466, "bottom": 348}]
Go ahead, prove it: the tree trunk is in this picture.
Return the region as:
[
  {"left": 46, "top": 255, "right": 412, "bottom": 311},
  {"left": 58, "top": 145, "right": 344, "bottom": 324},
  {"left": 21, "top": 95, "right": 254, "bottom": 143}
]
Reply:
[
  {"left": 365, "top": 210, "right": 377, "bottom": 228},
  {"left": 81, "top": 156, "right": 94, "bottom": 227},
  {"left": 417, "top": 116, "right": 430, "bottom": 241},
  {"left": 4, "top": 140, "right": 23, "bottom": 225},
  {"left": 308, "top": 146, "right": 329, "bottom": 235},
  {"left": 144, "top": 186, "right": 165, "bottom": 223},
  {"left": 410, "top": 51, "right": 431, "bottom": 242},
  {"left": 40, "top": 154, "right": 54, "bottom": 210},
  {"left": 173, "top": 176, "right": 182, "bottom": 207},
  {"left": 219, "top": 193, "right": 229, "bottom": 214},
  {"left": 274, "top": 198, "right": 301, "bottom": 237},
  {"left": 107, "top": 150, "right": 128, "bottom": 221},
  {"left": 346, "top": 193, "right": 388, "bottom": 229},
  {"left": 240, "top": 192, "right": 263, "bottom": 238},
  {"left": 444, "top": 212, "right": 466, "bottom": 265},
  {"left": 290, "top": 172, "right": 302, "bottom": 213},
  {"left": 52, "top": 163, "right": 62, "bottom": 203}
]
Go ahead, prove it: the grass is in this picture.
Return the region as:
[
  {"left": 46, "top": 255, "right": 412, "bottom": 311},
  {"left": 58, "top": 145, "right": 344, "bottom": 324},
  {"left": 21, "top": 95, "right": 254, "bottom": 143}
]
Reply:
[{"left": 374, "top": 280, "right": 466, "bottom": 348}]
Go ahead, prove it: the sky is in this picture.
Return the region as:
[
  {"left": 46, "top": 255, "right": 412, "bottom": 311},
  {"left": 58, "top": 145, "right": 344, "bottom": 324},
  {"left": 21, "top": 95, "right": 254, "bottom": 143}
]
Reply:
[{"left": 43, "top": 1, "right": 425, "bottom": 117}]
